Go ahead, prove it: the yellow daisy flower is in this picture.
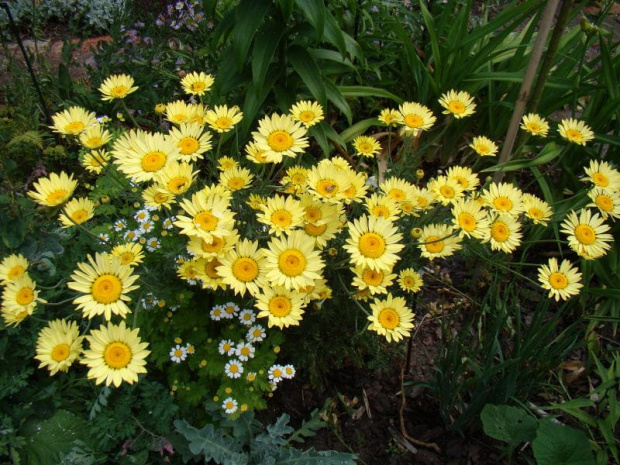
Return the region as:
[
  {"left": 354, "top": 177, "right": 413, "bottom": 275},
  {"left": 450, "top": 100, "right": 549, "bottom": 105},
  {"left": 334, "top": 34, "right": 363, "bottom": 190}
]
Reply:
[
  {"left": 398, "top": 268, "right": 423, "bottom": 293},
  {"left": 79, "top": 125, "right": 112, "bottom": 149},
  {"left": 469, "top": 136, "right": 498, "bottom": 156},
  {"left": 253, "top": 113, "right": 309, "bottom": 163},
  {"left": 520, "top": 113, "right": 549, "bottom": 137},
  {"left": 418, "top": 223, "right": 462, "bottom": 260},
  {"left": 177, "top": 258, "right": 201, "bottom": 282},
  {"left": 558, "top": 118, "right": 594, "bottom": 146},
  {"left": 217, "top": 156, "right": 238, "bottom": 171},
  {"left": 187, "top": 230, "right": 239, "bottom": 259},
  {"left": 263, "top": 230, "right": 325, "bottom": 290},
  {"left": 298, "top": 194, "right": 343, "bottom": 249},
  {"left": 28, "top": 171, "right": 78, "bottom": 207},
  {"left": 245, "top": 140, "right": 270, "bottom": 164},
  {"left": 306, "top": 163, "right": 350, "bottom": 203},
  {"left": 180, "top": 71, "right": 214, "bottom": 96},
  {"left": 81, "top": 150, "right": 111, "bottom": 174},
  {"left": 1, "top": 274, "right": 43, "bottom": 323},
  {"left": 483, "top": 214, "right": 522, "bottom": 253},
  {"left": 111, "top": 242, "right": 145, "bottom": 267},
  {"left": 35, "top": 319, "right": 84, "bottom": 376},
  {"left": 174, "top": 190, "right": 236, "bottom": 242},
  {"left": 379, "top": 177, "right": 416, "bottom": 204},
  {"left": 255, "top": 286, "right": 306, "bottom": 328},
  {"left": 378, "top": 108, "right": 400, "bottom": 127},
  {"left": 257, "top": 195, "right": 305, "bottom": 237},
  {"left": 51, "top": 106, "right": 96, "bottom": 135},
  {"left": 537, "top": 258, "right": 583, "bottom": 302},
  {"left": 446, "top": 165, "right": 480, "bottom": 192},
  {"left": 81, "top": 321, "right": 150, "bottom": 387},
  {"left": 397, "top": 101, "right": 436, "bottom": 135},
  {"left": 280, "top": 166, "right": 309, "bottom": 195},
  {"left": 58, "top": 197, "right": 96, "bottom": 228},
  {"left": 168, "top": 123, "right": 213, "bottom": 162},
  {"left": 351, "top": 265, "right": 396, "bottom": 295},
  {"left": 67, "top": 253, "right": 140, "bottom": 320},
  {"left": 365, "top": 193, "right": 401, "bottom": 222},
  {"left": 428, "top": 175, "right": 465, "bottom": 206},
  {"left": 289, "top": 100, "right": 324, "bottom": 128},
  {"left": 154, "top": 161, "right": 198, "bottom": 196},
  {"left": 353, "top": 135, "right": 381, "bottom": 157},
  {"left": 195, "top": 257, "right": 227, "bottom": 291},
  {"left": 344, "top": 215, "right": 404, "bottom": 272},
  {"left": 411, "top": 186, "right": 435, "bottom": 212},
  {"left": 582, "top": 160, "right": 620, "bottom": 191},
  {"left": 217, "top": 239, "right": 267, "bottom": 297},
  {"left": 99, "top": 74, "right": 138, "bottom": 101},
  {"left": 205, "top": 105, "right": 244, "bottom": 133},
  {"left": 341, "top": 171, "right": 370, "bottom": 204},
  {"left": 165, "top": 100, "right": 196, "bottom": 126},
  {"left": 587, "top": 187, "right": 620, "bottom": 220},
  {"left": 481, "top": 182, "right": 524, "bottom": 217},
  {"left": 560, "top": 209, "right": 613, "bottom": 259},
  {"left": 522, "top": 193, "right": 553, "bottom": 226},
  {"left": 141, "top": 185, "right": 176, "bottom": 210},
  {"left": 451, "top": 198, "right": 491, "bottom": 239},
  {"left": 367, "top": 293, "right": 415, "bottom": 343},
  {"left": 438, "top": 89, "right": 476, "bottom": 118},
  {"left": 0, "top": 253, "right": 29, "bottom": 284},
  {"left": 114, "top": 131, "right": 181, "bottom": 183},
  {"left": 219, "top": 167, "right": 254, "bottom": 191}
]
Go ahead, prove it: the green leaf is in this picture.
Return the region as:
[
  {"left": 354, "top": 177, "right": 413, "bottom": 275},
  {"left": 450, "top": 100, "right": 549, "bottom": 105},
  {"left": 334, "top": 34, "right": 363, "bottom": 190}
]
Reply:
[
  {"left": 288, "top": 45, "right": 326, "bottom": 106},
  {"left": 174, "top": 419, "right": 249, "bottom": 464},
  {"left": 337, "top": 86, "right": 403, "bottom": 103},
  {"left": 339, "top": 118, "right": 379, "bottom": 143},
  {"left": 324, "top": 80, "right": 351, "bottom": 125},
  {"left": 251, "top": 25, "right": 285, "bottom": 93},
  {"left": 295, "top": 0, "right": 325, "bottom": 40},
  {"left": 532, "top": 421, "right": 595, "bottom": 465},
  {"left": 322, "top": 9, "right": 346, "bottom": 56},
  {"left": 278, "top": 0, "right": 294, "bottom": 18},
  {"left": 480, "top": 404, "right": 538, "bottom": 447},
  {"left": 482, "top": 142, "right": 562, "bottom": 172},
  {"left": 232, "top": 0, "right": 272, "bottom": 70}
]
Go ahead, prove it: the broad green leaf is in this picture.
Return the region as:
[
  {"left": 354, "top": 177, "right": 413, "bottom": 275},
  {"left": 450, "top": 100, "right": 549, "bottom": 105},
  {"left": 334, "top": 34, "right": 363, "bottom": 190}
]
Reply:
[
  {"left": 532, "top": 421, "right": 595, "bottom": 465},
  {"left": 251, "top": 25, "right": 285, "bottom": 92},
  {"left": 480, "top": 404, "right": 538, "bottom": 446},
  {"left": 337, "top": 85, "right": 403, "bottom": 103},
  {"left": 308, "top": 48, "right": 355, "bottom": 70},
  {"left": 295, "top": 0, "right": 325, "bottom": 40},
  {"left": 584, "top": 288, "right": 620, "bottom": 299},
  {"left": 339, "top": 118, "right": 380, "bottom": 143},
  {"left": 232, "top": 0, "right": 272, "bottom": 70},
  {"left": 418, "top": 0, "right": 441, "bottom": 81},
  {"left": 278, "top": 0, "right": 294, "bottom": 18},
  {"left": 323, "top": 9, "right": 346, "bottom": 56},
  {"left": 288, "top": 45, "right": 326, "bottom": 107},
  {"left": 482, "top": 143, "right": 562, "bottom": 172},
  {"left": 324, "top": 80, "right": 351, "bottom": 125},
  {"left": 174, "top": 419, "right": 248, "bottom": 464}
]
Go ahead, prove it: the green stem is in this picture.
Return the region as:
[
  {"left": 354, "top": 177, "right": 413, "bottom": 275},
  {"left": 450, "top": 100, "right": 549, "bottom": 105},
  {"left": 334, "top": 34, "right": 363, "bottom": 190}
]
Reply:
[{"left": 119, "top": 99, "right": 141, "bottom": 128}]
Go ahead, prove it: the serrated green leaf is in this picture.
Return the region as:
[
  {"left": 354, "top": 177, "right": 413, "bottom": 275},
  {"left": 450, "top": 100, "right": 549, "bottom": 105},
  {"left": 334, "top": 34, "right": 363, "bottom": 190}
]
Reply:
[
  {"left": 480, "top": 404, "right": 538, "bottom": 446},
  {"left": 174, "top": 419, "right": 248, "bottom": 464},
  {"left": 288, "top": 45, "right": 326, "bottom": 106},
  {"left": 532, "top": 421, "right": 595, "bottom": 465}
]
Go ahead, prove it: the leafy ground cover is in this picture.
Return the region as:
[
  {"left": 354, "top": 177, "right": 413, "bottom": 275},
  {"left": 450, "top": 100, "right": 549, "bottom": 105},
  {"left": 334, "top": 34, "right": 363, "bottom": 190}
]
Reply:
[{"left": 0, "top": 1, "right": 619, "bottom": 464}]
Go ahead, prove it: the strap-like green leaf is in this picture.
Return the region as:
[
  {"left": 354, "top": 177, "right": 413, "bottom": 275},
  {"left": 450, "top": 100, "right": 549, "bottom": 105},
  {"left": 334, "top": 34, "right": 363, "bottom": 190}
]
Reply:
[
  {"left": 324, "top": 80, "right": 351, "bottom": 125},
  {"left": 337, "top": 86, "right": 403, "bottom": 103},
  {"left": 288, "top": 45, "right": 327, "bottom": 106},
  {"left": 295, "top": 0, "right": 325, "bottom": 40},
  {"left": 323, "top": 9, "right": 347, "bottom": 56},
  {"left": 233, "top": 0, "right": 272, "bottom": 71},
  {"left": 340, "top": 118, "right": 380, "bottom": 143},
  {"left": 252, "top": 25, "right": 285, "bottom": 92},
  {"left": 482, "top": 143, "right": 562, "bottom": 172}
]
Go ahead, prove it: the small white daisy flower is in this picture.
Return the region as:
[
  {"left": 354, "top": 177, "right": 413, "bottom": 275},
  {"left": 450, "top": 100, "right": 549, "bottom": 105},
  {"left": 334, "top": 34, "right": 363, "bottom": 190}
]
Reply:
[
  {"left": 246, "top": 325, "right": 266, "bottom": 343},
  {"left": 210, "top": 305, "right": 224, "bottom": 321},
  {"left": 238, "top": 309, "right": 256, "bottom": 326},
  {"left": 146, "top": 237, "right": 161, "bottom": 251},
  {"left": 222, "top": 397, "right": 238, "bottom": 414},
  {"left": 163, "top": 216, "right": 176, "bottom": 230},
  {"left": 98, "top": 233, "right": 109, "bottom": 243},
  {"left": 282, "top": 364, "right": 296, "bottom": 379},
  {"left": 170, "top": 344, "right": 188, "bottom": 363},
  {"left": 113, "top": 219, "right": 127, "bottom": 231},
  {"left": 218, "top": 339, "right": 236, "bottom": 356},
  {"left": 224, "top": 359, "right": 244, "bottom": 379},
  {"left": 134, "top": 209, "right": 151, "bottom": 223},
  {"left": 221, "top": 302, "right": 240, "bottom": 319},
  {"left": 268, "top": 365, "right": 284, "bottom": 383},
  {"left": 139, "top": 221, "right": 155, "bottom": 234},
  {"left": 235, "top": 342, "right": 255, "bottom": 362},
  {"left": 185, "top": 343, "right": 195, "bottom": 355},
  {"left": 124, "top": 229, "right": 142, "bottom": 242}
]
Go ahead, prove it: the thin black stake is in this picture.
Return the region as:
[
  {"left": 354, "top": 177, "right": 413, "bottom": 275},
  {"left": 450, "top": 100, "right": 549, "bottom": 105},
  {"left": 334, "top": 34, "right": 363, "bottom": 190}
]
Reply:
[{"left": 1, "top": 1, "right": 52, "bottom": 125}]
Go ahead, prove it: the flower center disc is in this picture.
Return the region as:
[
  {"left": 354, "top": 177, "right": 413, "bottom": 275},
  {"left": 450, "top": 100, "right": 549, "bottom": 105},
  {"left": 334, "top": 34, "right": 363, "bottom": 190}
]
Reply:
[
  {"left": 359, "top": 143, "right": 373, "bottom": 153},
  {"left": 179, "top": 137, "right": 199, "bottom": 155},
  {"left": 378, "top": 308, "right": 399, "bottom": 329},
  {"left": 52, "top": 343, "right": 70, "bottom": 362},
  {"left": 8, "top": 265, "right": 24, "bottom": 280},
  {"left": 232, "top": 257, "right": 259, "bottom": 282},
  {"left": 202, "top": 237, "right": 224, "bottom": 253},
  {"left": 92, "top": 274, "right": 122, "bottom": 304},
  {"left": 272, "top": 210, "right": 292, "bottom": 228},
  {"left": 216, "top": 117, "right": 232, "bottom": 130},
  {"left": 16, "top": 288, "right": 34, "bottom": 305},
  {"left": 71, "top": 210, "right": 88, "bottom": 224},
  {"left": 595, "top": 195, "right": 613, "bottom": 211},
  {"left": 372, "top": 206, "right": 390, "bottom": 219},
  {"left": 528, "top": 208, "right": 543, "bottom": 220},
  {"left": 449, "top": 101, "right": 465, "bottom": 114},
  {"left": 141, "top": 151, "right": 166, "bottom": 172},
  {"left": 191, "top": 82, "right": 206, "bottom": 92},
  {"left": 566, "top": 129, "right": 582, "bottom": 142},
  {"left": 574, "top": 224, "right": 596, "bottom": 245},
  {"left": 205, "top": 259, "right": 222, "bottom": 278},
  {"left": 119, "top": 252, "right": 135, "bottom": 265},
  {"left": 491, "top": 222, "right": 509, "bottom": 242},
  {"left": 458, "top": 213, "right": 476, "bottom": 231},
  {"left": 305, "top": 223, "right": 327, "bottom": 237},
  {"left": 439, "top": 185, "right": 455, "bottom": 198},
  {"left": 267, "top": 131, "right": 294, "bottom": 152},
  {"left": 228, "top": 178, "right": 245, "bottom": 190},
  {"left": 404, "top": 114, "right": 423, "bottom": 128},
  {"left": 363, "top": 269, "right": 384, "bottom": 286},
  {"left": 592, "top": 173, "right": 609, "bottom": 187},
  {"left": 154, "top": 192, "right": 170, "bottom": 204},
  {"left": 359, "top": 232, "right": 386, "bottom": 258},
  {"left": 104, "top": 342, "right": 132, "bottom": 369},
  {"left": 299, "top": 111, "right": 315, "bottom": 122},
  {"left": 169, "top": 177, "right": 189, "bottom": 194},
  {"left": 305, "top": 207, "right": 322, "bottom": 222},
  {"left": 493, "top": 197, "right": 512, "bottom": 212},
  {"left": 269, "top": 296, "right": 292, "bottom": 317},
  {"left": 403, "top": 277, "right": 414, "bottom": 287},
  {"left": 110, "top": 86, "right": 128, "bottom": 98},
  {"left": 549, "top": 272, "right": 568, "bottom": 290},
  {"left": 425, "top": 236, "right": 445, "bottom": 253},
  {"left": 278, "top": 249, "right": 306, "bottom": 276},
  {"left": 65, "top": 122, "right": 85, "bottom": 133},
  {"left": 46, "top": 189, "right": 68, "bottom": 205},
  {"left": 388, "top": 189, "right": 406, "bottom": 201},
  {"left": 194, "top": 211, "right": 219, "bottom": 231},
  {"left": 316, "top": 180, "right": 338, "bottom": 197}
]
